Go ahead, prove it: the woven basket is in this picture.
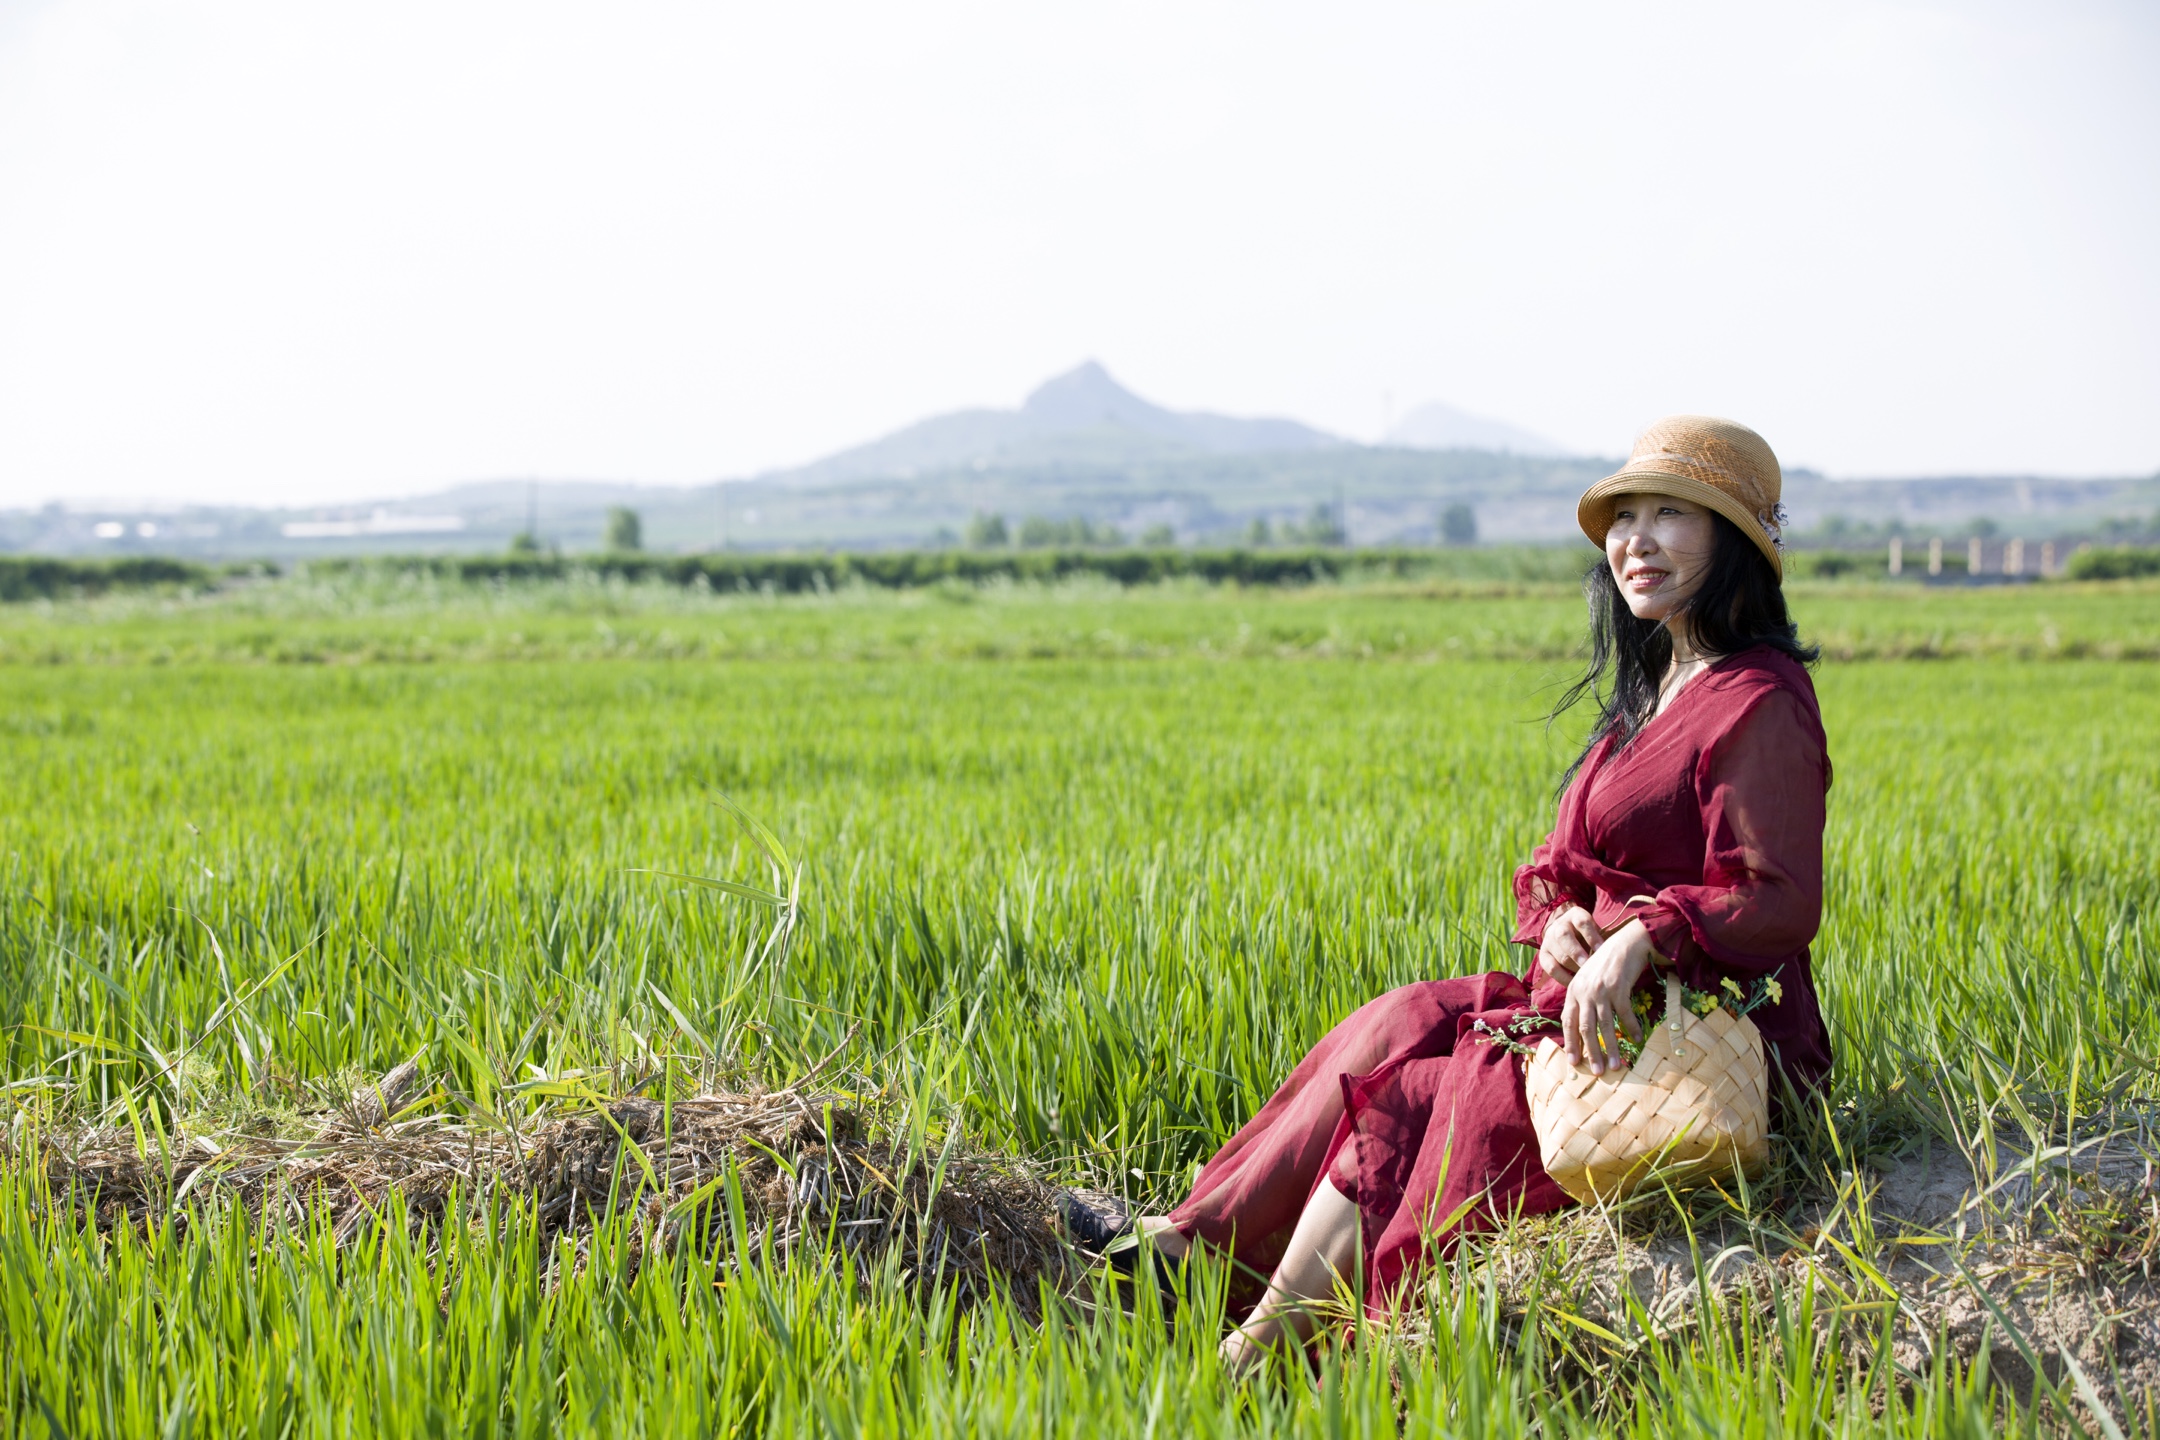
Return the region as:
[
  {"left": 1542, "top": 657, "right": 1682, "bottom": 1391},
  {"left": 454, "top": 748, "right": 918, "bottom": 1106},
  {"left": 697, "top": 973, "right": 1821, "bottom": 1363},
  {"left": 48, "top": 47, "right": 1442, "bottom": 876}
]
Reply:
[{"left": 1523, "top": 975, "right": 1770, "bottom": 1203}]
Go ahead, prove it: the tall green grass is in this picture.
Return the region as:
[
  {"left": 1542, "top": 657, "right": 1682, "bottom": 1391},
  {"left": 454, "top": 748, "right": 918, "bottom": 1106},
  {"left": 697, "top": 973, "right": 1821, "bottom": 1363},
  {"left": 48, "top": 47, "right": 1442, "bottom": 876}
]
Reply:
[
  {"left": 2, "top": 582, "right": 2156, "bottom": 1434},
  {"left": 2, "top": 568, "right": 2155, "bottom": 664},
  {"left": 3, "top": 1172, "right": 2016, "bottom": 1439}
]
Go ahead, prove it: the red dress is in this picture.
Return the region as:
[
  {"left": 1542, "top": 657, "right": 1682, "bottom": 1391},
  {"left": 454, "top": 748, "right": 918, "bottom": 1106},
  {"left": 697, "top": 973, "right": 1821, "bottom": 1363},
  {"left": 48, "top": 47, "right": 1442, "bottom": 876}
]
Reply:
[{"left": 1167, "top": 646, "right": 1832, "bottom": 1310}]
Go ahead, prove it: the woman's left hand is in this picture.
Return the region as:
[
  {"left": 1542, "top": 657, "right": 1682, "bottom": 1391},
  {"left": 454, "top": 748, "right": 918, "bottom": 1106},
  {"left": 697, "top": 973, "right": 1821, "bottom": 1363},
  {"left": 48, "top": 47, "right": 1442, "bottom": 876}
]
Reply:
[{"left": 1561, "top": 918, "right": 1659, "bottom": 1074}]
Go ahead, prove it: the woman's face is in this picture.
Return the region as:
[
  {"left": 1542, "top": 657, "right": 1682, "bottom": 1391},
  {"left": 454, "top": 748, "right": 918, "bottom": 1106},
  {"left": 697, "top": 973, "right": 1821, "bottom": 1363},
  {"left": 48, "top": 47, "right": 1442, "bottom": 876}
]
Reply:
[{"left": 1604, "top": 492, "right": 1717, "bottom": 623}]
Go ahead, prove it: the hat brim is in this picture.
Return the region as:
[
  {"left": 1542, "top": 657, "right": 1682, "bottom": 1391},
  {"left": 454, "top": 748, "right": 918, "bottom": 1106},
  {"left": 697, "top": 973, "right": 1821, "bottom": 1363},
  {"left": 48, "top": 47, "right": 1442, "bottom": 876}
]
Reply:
[{"left": 1576, "top": 470, "right": 1784, "bottom": 580}]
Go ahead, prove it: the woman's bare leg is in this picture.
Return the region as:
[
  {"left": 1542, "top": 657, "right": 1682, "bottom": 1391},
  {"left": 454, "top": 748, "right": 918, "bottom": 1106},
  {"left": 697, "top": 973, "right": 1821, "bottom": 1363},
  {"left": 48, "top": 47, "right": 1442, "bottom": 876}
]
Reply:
[
  {"left": 1137, "top": 992, "right": 1421, "bottom": 1268},
  {"left": 1218, "top": 1179, "right": 1362, "bottom": 1374}
]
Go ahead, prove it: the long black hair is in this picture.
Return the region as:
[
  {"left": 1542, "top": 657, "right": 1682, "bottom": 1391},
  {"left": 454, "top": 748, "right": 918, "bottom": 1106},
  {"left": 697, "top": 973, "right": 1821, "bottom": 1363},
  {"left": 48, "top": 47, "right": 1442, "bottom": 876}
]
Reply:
[{"left": 1551, "top": 512, "right": 1817, "bottom": 785}]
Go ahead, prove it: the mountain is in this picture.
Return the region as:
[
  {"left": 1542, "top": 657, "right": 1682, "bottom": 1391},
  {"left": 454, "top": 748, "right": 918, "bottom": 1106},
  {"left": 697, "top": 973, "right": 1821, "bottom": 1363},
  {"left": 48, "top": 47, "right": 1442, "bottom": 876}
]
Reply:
[
  {"left": 21, "top": 456, "right": 2152, "bottom": 559},
  {"left": 769, "top": 361, "right": 1346, "bottom": 485},
  {"left": 1386, "top": 401, "right": 1571, "bottom": 456},
  {"left": 11, "top": 360, "right": 2149, "bottom": 557}
]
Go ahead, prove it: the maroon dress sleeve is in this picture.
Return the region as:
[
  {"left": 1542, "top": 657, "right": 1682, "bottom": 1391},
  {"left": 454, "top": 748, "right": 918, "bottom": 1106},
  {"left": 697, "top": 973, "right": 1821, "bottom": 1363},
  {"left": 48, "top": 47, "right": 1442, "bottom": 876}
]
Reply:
[
  {"left": 1511, "top": 832, "right": 1593, "bottom": 947},
  {"left": 1636, "top": 687, "right": 1827, "bottom": 978}
]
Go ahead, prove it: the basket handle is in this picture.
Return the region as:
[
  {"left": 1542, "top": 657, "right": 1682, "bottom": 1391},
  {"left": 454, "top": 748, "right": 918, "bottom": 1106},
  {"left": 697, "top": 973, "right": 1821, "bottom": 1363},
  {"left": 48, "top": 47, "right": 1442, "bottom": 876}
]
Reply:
[{"left": 1666, "top": 973, "right": 1686, "bottom": 1058}]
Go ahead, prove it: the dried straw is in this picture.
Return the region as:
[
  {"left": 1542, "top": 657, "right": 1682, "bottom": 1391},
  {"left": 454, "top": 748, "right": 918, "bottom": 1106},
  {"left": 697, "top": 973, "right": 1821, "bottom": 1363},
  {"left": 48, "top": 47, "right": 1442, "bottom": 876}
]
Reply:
[{"left": 32, "top": 1065, "right": 1072, "bottom": 1303}]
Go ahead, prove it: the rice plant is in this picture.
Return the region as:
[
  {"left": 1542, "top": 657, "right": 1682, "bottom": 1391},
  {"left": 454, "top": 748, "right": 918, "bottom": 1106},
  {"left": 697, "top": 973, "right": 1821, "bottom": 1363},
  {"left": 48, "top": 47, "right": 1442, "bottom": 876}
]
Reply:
[{"left": 2, "top": 576, "right": 2155, "bottom": 1435}]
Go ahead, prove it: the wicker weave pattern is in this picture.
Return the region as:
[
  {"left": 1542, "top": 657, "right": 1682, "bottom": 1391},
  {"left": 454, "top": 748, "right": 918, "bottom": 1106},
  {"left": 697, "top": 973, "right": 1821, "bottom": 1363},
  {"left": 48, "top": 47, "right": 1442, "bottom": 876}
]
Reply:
[{"left": 1523, "top": 977, "right": 1770, "bottom": 1203}]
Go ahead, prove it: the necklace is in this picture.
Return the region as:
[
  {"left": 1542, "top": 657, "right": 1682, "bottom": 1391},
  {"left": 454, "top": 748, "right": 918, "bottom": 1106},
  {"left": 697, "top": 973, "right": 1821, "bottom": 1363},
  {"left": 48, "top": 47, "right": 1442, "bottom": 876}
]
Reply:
[{"left": 1657, "top": 650, "right": 1706, "bottom": 714}]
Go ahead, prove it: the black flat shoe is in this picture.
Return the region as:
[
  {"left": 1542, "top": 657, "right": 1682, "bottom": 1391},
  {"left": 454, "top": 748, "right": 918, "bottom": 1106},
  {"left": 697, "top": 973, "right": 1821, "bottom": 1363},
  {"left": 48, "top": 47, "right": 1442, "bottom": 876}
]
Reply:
[
  {"left": 1057, "top": 1189, "right": 1180, "bottom": 1315},
  {"left": 1058, "top": 1189, "right": 1134, "bottom": 1260}
]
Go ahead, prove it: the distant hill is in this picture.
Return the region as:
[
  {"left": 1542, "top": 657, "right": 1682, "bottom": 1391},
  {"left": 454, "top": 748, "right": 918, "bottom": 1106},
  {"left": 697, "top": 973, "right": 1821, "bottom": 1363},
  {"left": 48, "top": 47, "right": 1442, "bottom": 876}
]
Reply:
[
  {"left": 769, "top": 361, "right": 1346, "bottom": 485},
  {"left": 5, "top": 361, "right": 2150, "bottom": 557},
  {"left": 1387, "top": 400, "right": 1571, "bottom": 457}
]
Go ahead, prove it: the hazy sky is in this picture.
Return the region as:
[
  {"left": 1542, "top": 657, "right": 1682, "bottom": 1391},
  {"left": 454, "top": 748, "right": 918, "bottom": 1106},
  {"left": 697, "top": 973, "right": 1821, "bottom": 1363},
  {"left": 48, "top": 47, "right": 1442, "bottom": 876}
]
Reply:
[{"left": 2, "top": 0, "right": 2155, "bottom": 507}]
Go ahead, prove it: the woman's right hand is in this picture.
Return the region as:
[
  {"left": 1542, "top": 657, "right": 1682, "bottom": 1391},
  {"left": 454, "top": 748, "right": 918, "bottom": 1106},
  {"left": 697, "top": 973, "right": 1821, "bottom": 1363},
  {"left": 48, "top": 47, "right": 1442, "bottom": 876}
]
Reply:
[{"left": 1538, "top": 906, "right": 1603, "bottom": 982}]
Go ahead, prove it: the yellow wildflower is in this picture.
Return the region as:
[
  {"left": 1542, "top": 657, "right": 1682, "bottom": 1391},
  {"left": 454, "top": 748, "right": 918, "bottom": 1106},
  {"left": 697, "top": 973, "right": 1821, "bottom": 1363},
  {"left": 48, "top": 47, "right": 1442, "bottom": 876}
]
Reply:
[
  {"left": 1765, "top": 978, "right": 1784, "bottom": 1004},
  {"left": 1720, "top": 976, "right": 1744, "bottom": 999}
]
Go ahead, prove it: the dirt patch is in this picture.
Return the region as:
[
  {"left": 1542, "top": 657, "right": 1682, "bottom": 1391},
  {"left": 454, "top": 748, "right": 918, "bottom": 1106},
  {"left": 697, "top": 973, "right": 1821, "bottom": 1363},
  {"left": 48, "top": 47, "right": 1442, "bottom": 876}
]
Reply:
[{"left": 1419, "top": 1140, "right": 2160, "bottom": 1430}]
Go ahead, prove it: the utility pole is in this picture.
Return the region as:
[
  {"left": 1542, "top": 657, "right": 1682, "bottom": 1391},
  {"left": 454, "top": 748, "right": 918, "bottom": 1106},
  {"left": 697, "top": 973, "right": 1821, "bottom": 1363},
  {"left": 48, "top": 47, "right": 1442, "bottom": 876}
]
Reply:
[
  {"left": 526, "top": 480, "right": 538, "bottom": 545},
  {"left": 715, "top": 480, "right": 726, "bottom": 552}
]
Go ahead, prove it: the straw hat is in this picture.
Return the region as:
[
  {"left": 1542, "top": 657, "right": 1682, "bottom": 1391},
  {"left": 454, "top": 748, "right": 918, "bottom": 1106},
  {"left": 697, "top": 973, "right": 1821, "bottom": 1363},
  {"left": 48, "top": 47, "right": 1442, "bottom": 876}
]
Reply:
[{"left": 1576, "top": 416, "right": 1786, "bottom": 578}]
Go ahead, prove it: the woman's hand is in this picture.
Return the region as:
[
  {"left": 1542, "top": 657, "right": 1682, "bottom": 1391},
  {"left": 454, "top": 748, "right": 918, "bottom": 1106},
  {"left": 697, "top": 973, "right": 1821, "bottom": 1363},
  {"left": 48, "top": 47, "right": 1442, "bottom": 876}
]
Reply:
[
  {"left": 1538, "top": 906, "right": 1603, "bottom": 982},
  {"left": 1561, "top": 918, "right": 1659, "bottom": 1074}
]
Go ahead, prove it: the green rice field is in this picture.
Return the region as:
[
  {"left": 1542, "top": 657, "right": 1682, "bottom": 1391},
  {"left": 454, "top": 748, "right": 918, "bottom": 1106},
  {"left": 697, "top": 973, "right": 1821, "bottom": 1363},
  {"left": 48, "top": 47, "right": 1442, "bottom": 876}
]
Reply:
[{"left": 3, "top": 572, "right": 2158, "bottom": 1436}]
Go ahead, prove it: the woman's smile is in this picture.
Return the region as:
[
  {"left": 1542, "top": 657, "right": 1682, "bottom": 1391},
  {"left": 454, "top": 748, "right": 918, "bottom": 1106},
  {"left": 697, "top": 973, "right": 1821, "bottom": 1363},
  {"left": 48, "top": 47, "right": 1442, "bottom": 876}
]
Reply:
[{"left": 1606, "top": 492, "right": 1716, "bottom": 621}]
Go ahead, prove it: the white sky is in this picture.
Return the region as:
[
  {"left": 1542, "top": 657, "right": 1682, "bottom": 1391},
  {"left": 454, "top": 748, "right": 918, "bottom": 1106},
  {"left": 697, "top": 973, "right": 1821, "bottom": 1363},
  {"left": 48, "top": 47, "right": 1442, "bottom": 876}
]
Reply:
[{"left": 1, "top": 0, "right": 2155, "bottom": 507}]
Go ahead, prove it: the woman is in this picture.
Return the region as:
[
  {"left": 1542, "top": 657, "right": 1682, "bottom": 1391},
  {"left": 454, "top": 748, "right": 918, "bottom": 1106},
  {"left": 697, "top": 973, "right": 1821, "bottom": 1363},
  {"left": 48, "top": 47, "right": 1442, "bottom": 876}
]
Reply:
[{"left": 1066, "top": 415, "right": 1832, "bottom": 1370}]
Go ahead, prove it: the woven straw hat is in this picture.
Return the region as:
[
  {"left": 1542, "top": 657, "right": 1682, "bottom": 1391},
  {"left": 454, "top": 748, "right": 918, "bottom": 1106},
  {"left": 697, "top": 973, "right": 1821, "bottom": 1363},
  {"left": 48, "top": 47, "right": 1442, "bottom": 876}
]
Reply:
[{"left": 1577, "top": 416, "right": 1786, "bottom": 579}]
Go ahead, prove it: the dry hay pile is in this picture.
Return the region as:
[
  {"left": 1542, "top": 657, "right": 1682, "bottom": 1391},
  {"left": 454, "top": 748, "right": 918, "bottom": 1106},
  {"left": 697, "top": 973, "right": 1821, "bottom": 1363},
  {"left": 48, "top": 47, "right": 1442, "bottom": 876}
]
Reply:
[
  {"left": 31, "top": 1061, "right": 1070, "bottom": 1304},
  {"left": 523, "top": 1093, "right": 1066, "bottom": 1298}
]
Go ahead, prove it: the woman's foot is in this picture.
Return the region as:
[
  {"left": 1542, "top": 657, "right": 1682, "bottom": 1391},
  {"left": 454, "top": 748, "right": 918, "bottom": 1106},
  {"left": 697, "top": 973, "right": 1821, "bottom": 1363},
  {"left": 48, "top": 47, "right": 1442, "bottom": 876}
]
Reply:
[
  {"left": 1134, "top": 1216, "right": 1192, "bottom": 1261},
  {"left": 1057, "top": 1190, "right": 1132, "bottom": 1256},
  {"left": 1218, "top": 1320, "right": 1279, "bottom": 1378},
  {"left": 1058, "top": 1195, "right": 1194, "bottom": 1263},
  {"left": 1059, "top": 1193, "right": 1185, "bottom": 1312}
]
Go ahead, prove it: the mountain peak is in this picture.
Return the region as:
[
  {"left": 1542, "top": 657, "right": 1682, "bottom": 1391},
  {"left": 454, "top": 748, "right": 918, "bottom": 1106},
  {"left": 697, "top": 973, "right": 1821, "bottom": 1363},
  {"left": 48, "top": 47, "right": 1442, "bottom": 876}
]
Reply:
[
  {"left": 1387, "top": 401, "right": 1570, "bottom": 457},
  {"left": 770, "top": 361, "right": 1345, "bottom": 485},
  {"left": 1020, "top": 361, "right": 1169, "bottom": 431}
]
